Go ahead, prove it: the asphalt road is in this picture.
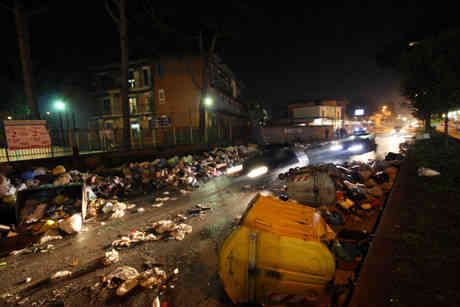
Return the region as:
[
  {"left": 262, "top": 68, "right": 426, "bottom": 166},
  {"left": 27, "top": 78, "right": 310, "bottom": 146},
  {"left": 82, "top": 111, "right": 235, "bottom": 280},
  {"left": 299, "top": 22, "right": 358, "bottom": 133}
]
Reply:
[{"left": 0, "top": 130, "right": 412, "bottom": 307}]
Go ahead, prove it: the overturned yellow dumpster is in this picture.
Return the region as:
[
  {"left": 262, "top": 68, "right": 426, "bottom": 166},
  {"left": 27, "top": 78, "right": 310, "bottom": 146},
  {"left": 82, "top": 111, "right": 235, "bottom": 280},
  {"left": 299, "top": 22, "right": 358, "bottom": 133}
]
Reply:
[{"left": 219, "top": 194, "right": 336, "bottom": 305}]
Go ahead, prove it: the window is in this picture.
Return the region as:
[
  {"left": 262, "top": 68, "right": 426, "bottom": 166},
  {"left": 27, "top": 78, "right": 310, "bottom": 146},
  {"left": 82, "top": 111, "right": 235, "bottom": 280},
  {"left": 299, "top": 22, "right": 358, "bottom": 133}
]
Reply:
[
  {"left": 158, "top": 89, "right": 166, "bottom": 104},
  {"left": 129, "top": 97, "right": 137, "bottom": 114},
  {"left": 103, "top": 98, "right": 111, "bottom": 114},
  {"left": 128, "top": 70, "right": 135, "bottom": 88},
  {"left": 143, "top": 68, "right": 150, "bottom": 86},
  {"left": 157, "top": 63, "right": 164, "bottom": 78}
]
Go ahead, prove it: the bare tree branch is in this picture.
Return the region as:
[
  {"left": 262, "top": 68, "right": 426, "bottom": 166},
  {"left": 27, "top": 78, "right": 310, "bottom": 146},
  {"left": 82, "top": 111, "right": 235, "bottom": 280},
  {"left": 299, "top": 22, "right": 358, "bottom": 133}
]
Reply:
[
  {"left": 105, "top": 0, "right": 119, "bottom": 24},
  {"left": 27, "top": 7, "right": 48, "bottom": 16},
  {"left": 0, "top": 1, "right": 13, "bottom": 12}
]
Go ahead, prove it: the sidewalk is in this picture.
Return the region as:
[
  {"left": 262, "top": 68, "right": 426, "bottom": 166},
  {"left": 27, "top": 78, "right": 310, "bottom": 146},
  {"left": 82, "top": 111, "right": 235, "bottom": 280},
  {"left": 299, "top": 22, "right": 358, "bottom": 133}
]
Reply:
[
  {"left": 436, "top": 126, "right": 460, "bottom": 139},
  {"left": 349, "top": 143, "right": 460, "bottom": 306}
]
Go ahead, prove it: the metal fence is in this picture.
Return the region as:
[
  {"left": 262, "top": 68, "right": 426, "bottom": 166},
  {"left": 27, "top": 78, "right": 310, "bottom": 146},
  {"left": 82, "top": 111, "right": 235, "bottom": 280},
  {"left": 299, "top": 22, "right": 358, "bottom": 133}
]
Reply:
[{"left": 0, "top": 125, "right": 248, "bottom": 163}]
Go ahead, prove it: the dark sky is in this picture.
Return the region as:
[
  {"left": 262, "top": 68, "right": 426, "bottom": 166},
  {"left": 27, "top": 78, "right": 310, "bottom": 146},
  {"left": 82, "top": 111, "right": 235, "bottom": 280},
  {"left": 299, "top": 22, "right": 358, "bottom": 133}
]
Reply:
[{"left": 1, "top": 1, "right": 459, "bottom": 116}]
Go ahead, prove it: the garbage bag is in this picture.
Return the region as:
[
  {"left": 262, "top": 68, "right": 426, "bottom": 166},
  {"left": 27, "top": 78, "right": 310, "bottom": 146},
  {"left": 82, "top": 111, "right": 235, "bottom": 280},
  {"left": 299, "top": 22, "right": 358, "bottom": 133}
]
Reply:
[
  {"left": 33, "top": 167, "right": 47, "bottom": 176},
  {"left": 52, "top": 165, "right": 66, "bottom": 176},
  {"left": 59, "top": 214, "right": 82, "bottom": 234},
  {"left": 417, "top": 167, "right": 440, "bottom": 176},
  {"left": 21, "top": 171, "right": 36, "bottom": 181},
  {"left": 168, "top": 156, "right": 179, "bottom": 166},
  {"left": 385, "top": 152, "right": 404, "bottom": 161},
  {"left": 322, "top": 211, "right": 344, "bottom": 226}
]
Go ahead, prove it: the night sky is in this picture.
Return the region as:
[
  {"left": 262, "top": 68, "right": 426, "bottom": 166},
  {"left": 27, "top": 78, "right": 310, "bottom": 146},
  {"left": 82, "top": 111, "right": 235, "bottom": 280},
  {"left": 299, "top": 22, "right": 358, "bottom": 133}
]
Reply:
[{"left": 1, "top": 1, "right": 460, "bottom": 118}]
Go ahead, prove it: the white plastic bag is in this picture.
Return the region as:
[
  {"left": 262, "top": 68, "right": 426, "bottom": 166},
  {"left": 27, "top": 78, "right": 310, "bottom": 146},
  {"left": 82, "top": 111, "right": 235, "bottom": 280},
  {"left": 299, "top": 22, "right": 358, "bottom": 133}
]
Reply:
[{"left": 417, "top": 167, "right": 440, "bottom": 176}]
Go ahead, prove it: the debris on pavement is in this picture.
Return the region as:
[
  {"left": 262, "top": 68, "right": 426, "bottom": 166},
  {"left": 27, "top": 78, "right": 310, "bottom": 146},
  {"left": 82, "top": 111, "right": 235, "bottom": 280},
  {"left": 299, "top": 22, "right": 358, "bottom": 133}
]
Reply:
[
  {"left": 51, "top": 270, "right": 72, "bottom": 280},
  {"left": 152, "top": 296, "right": 160, "bottom": 307},
  {"left": 102, "top": 249, "right": 120, "bottom": 266},
  {"left": 58, "top": 214, "right": 82, "bottom": 234},
  {"left": 417, "top": 167, "right": 440, "bottom": 176}
]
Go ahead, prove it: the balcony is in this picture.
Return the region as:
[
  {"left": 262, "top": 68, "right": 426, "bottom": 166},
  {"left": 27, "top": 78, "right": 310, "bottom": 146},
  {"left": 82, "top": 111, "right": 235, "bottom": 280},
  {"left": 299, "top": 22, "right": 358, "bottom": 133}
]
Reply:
[{"left": 98, "top": 104, "right": 152, "bottom": 117}]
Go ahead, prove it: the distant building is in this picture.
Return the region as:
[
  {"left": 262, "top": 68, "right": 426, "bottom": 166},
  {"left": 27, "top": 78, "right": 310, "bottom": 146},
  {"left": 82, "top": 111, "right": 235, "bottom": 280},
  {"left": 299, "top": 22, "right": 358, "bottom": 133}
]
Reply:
[
  {"left": 287, "top": 99, "right": 348, "bottom": 128},
  {"left": 90, "top": 54, "right": 247, "bottom": 146}
]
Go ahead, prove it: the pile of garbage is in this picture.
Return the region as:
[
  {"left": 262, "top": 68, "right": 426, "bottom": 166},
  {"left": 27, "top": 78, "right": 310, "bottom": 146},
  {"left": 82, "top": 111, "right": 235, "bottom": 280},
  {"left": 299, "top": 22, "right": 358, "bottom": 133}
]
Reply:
[
  {"left": 96, "top": 264, "right": 179, "bottom": 299},
  {"left": 279, "top": 152, "right": 403, "bottom": 215},
  {"left": 0, "top": 145, "right": 254, "bottom": 206}
]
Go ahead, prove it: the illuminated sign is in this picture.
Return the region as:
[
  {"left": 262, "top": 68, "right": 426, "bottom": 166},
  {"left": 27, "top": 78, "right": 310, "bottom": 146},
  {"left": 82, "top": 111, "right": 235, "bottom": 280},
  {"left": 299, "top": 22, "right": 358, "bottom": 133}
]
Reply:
[{"left": 354, "top": 109, "right": 365, "bottom": 116}]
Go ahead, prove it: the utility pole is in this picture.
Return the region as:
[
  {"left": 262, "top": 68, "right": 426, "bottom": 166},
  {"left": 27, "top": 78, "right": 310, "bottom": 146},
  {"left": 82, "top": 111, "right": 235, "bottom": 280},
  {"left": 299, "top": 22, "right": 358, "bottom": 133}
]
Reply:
[
  {"left": 119, "top": 0, "right": 130, "bottom": 150},
  {"left": 14, "top": 0, "right": 39, "bottom": 119}
]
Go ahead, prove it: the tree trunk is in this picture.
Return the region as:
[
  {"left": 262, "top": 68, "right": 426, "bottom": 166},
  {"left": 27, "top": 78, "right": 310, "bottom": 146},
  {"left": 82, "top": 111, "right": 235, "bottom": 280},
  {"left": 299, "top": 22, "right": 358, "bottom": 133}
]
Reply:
[
  {"left": 444, "top": 113, "right": 449, "bottom": 150},
  {"left": 14, "top": 0, "right": 39, "bottom": 120},
  {"left": 200, "top": 52, "right": 208, "bottom": 143},
  {"left": 119, "top": 0, "right": 131, "bottom": 149}
]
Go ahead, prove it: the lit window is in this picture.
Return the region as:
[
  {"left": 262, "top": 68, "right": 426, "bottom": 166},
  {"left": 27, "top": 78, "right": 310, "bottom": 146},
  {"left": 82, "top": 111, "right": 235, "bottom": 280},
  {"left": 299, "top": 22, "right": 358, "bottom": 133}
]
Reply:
[
  {"left": 158, "top": 89, "right": 166, "bottom": 104},
  {"left": 128, "top": 71, "right": 135, "bottom": 88},
  {"left": 129, "top": 97, "right": 137, "bottom": 113}
]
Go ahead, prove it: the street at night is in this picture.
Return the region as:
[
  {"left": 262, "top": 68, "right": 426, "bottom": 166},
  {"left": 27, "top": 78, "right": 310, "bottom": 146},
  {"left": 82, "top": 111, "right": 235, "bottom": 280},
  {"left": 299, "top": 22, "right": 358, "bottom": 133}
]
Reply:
[
  {"left": 2, "top": 1, "right": 460, "bottom": 307},
  {"left": 0, "top": 130, "right": 409, "bottom": 306}
]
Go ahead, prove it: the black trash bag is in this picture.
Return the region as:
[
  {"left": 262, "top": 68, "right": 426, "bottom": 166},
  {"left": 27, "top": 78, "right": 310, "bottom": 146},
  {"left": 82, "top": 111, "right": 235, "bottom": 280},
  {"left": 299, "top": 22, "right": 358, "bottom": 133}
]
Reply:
[
  {"left": 373, "top": 172, "right": 390, "bottom": 184},
  {"left": 330, "top": 241, "right": 361, "bottom": 262},
  {"left": 322, "top": 211, "right": 344, "bottom": 226},
  {"left": 385, "top": 152, "right": 404, "bottom": 161},
  {"left": 279, "top": 193, "right": 288, "bottom": 201}
]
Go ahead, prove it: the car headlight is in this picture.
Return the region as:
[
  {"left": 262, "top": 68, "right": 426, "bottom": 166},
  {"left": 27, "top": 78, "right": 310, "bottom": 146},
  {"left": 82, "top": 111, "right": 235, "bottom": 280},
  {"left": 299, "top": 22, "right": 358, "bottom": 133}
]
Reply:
[
  {"left": 247, "top": 166, "right": 268, "bottom": 178},
  {"left": 348, "top": 144, "right": 363, "bottom": 152},
  {"left": 330, "top": 144, "right": 344, "bottom": 151},
  {"left": 226, "top": 164, "right": 243, "bottom": 175}
]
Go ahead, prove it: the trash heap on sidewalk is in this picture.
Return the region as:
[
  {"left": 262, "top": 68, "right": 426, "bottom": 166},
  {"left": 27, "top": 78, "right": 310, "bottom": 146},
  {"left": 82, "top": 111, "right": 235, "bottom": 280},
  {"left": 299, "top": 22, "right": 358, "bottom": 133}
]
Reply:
[
  {"left": 278, "top": 152, "right": 403, "bottom": 232},
  {"left": 0, "top": 145, "right": 255, "bottom": 243}
]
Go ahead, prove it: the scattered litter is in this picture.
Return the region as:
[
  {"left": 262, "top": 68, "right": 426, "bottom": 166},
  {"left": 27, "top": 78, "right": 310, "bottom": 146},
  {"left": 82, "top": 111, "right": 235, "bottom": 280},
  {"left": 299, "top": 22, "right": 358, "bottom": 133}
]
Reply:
[
  {"left": 116, "top": 278, "right": 139, "bottom": 296},
  {"left": 112, "top": 230, "right": 158, "bottom": 248},
  {"left": 137, "top": 208, "right": 145, "bottom": 213},
  {"left": 51, "top": 270, "right": 72, "bottom": 280},
  {"left": 103, "top": 266, "right": 139, "bottom": 288},
  {"left": 102, "top": 249, "right": 120, "bottom": 266},
  {"left": 59, "top": 214, "right": 82, "bottom": 234},
  {"left": 151, "top": 220, "right": 193, "bottom": 240},
  {"left": 153, "top": 202, "right": 164, "bottom": 208},
  {"left": 418, "top": 167, "right": 440, "bottom": 176}
]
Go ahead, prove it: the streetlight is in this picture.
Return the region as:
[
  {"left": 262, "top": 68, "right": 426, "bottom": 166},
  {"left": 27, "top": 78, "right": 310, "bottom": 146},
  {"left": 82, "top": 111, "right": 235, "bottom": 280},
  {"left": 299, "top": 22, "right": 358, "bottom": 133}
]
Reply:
[
  {"left": 204, "top": 97, "right": 213, "bottom": 107},
  {"left": 54, "top": 100, "right": 66, "bottom": 111},
  {"left": 46, "top": 112, "right": 51, "bottom": 115},
  {"left": 7, "top": 116, "right": 12, "bottom": 120}
]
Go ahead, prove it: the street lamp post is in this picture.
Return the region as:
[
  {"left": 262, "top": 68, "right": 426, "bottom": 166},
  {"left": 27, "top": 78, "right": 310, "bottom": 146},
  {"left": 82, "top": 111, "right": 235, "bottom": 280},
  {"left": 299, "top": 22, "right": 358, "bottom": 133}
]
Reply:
[{"left": 204, "top": 96, "right": 213, "bottom": 143}]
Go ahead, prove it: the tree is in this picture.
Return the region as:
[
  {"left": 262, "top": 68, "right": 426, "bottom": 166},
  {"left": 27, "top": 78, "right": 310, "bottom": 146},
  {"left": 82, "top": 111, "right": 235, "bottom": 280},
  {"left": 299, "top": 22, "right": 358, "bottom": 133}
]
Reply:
[
  {"left": 399, "top": 28, "right": 460, "bottom": 148},
  {"left": 139, "top": 2, "right": 250, "bottom": 136},
  {"left": 105, "top": 0, "right": 131, "bottom": 150},
  {"left": 6, "top": 0, "right": 41, "bottom": 119}
]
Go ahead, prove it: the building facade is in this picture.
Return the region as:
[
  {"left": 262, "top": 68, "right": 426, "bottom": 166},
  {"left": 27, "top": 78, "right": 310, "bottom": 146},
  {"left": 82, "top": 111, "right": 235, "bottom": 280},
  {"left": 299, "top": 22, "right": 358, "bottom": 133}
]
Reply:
[
  {"left": 287, "top": 99, "right": 348, "bottom": 129},
  {"left": 90, "top": 54, "right": 247, "bottom": 146}
]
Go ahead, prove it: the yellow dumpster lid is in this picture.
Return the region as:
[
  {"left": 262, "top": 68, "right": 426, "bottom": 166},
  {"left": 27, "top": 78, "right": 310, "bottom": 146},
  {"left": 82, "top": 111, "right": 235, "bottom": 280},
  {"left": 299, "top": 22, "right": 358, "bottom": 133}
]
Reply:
[{"left": 241, "top": 194, "right": 335, "bottom": 242}]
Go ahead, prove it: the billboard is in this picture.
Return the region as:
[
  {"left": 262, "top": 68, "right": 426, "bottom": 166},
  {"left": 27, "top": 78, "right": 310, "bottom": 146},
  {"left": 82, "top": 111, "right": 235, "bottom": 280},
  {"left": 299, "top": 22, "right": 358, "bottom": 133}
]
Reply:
[
  {"left": 3, "top": 120, "right": 51, "bottom": 150},
  {"left": 354, "top": 109, "right": 365, "bottom": 116}
]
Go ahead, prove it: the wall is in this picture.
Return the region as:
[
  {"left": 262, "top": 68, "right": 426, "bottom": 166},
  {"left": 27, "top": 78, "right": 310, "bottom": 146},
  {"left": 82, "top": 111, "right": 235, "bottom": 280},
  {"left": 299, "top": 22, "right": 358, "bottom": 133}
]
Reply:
[
  {"left": 153, "top": 56, "right": 203, "bottom": 128},
  {"left": 261, "top": 125, "right": 335, "bottom": 143}
]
